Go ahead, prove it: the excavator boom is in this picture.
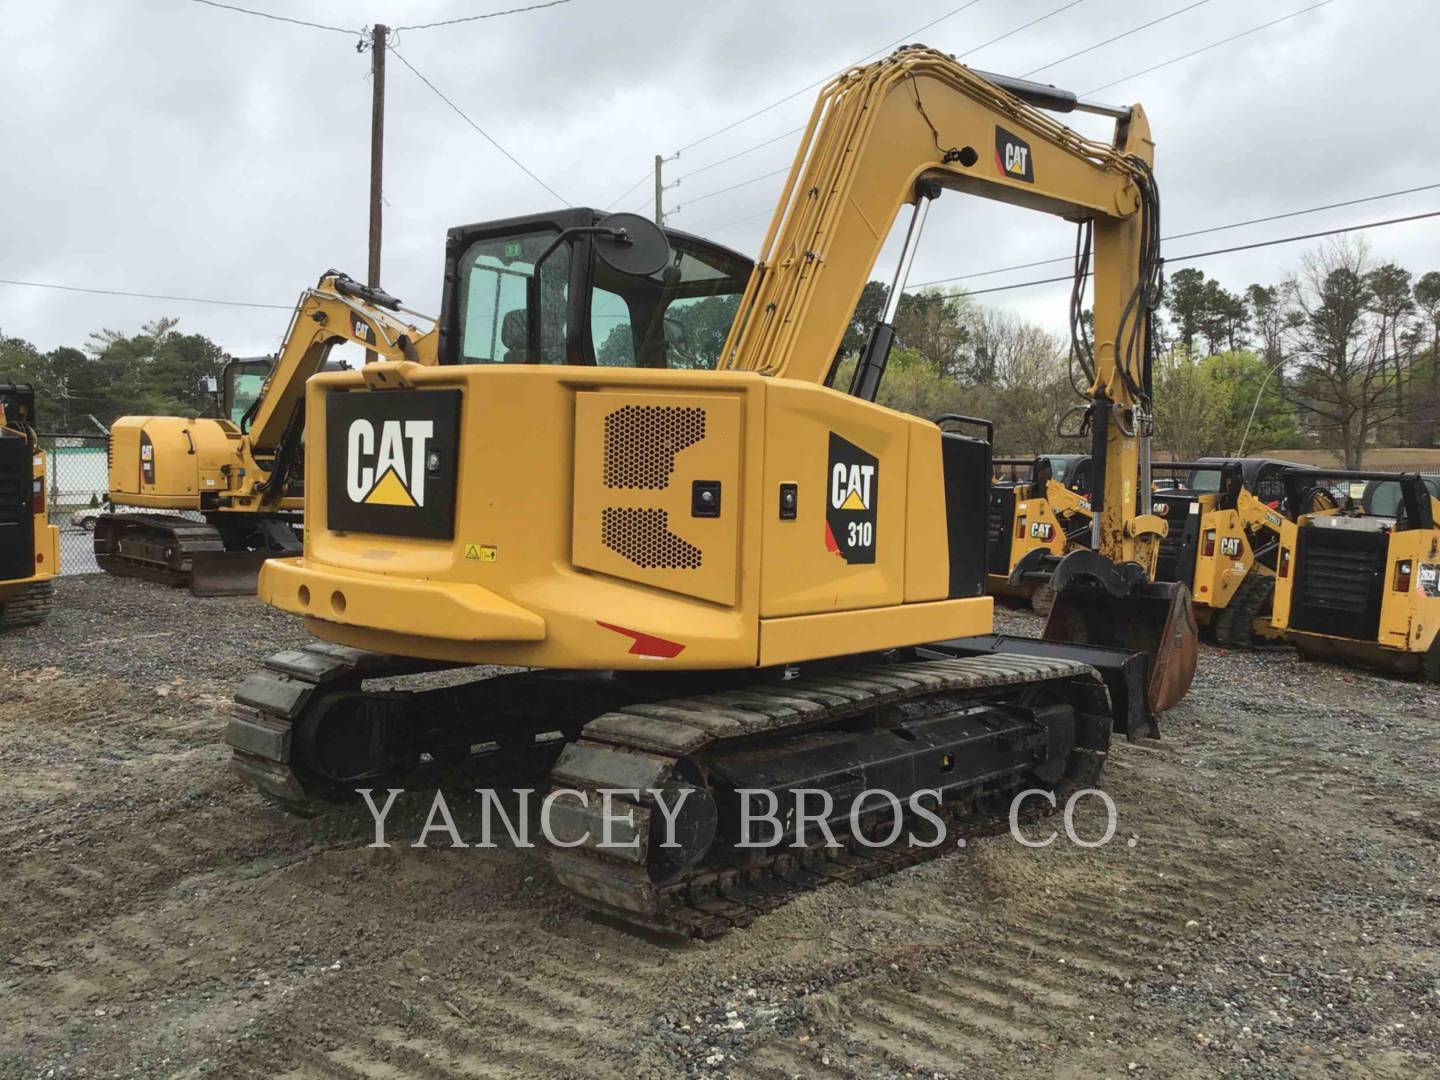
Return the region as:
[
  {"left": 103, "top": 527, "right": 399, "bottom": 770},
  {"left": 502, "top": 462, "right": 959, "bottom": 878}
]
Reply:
[{"left": 719, "top": 46, "right": 1193, "bottom": 713}]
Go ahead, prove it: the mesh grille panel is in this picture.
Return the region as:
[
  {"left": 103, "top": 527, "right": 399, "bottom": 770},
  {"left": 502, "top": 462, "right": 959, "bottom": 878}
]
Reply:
[
  {"left": 603, "top": 406, "right": 705, "bottom": 490},
  {"left": 602, "top": 507, "right": 702, "bottom": 570}
]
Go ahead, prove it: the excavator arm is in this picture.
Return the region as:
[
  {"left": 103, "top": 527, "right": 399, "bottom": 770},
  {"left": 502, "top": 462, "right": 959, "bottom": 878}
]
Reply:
[
  {"left": 238, "top": 272, "right": 438, "bottom": 505},
  {"left": 720, "top": 50, "right": 1157, "bottom": 560}
]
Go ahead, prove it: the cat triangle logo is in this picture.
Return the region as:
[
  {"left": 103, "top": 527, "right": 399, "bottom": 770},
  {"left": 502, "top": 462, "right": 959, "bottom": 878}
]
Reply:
[
  {"left": 839, "top": 488, "right": 867, "bottom": 511},
  {"left": 363, "top": 466, "right": 418, "bottom": 507}
]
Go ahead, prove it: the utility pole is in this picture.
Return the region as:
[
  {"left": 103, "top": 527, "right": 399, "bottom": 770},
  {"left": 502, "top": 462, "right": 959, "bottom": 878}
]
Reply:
[
  {"left": 367, "top": 23, "right": 387, "bottom": 363},
  {"left": 654, "top": 154, "right": 664, "bottom": 226}
]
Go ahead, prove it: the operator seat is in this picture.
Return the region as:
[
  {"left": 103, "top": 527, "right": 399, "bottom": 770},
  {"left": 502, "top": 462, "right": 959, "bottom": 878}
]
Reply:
[{"left": 501, "top": 309, "right": 528, "bottom": 363}]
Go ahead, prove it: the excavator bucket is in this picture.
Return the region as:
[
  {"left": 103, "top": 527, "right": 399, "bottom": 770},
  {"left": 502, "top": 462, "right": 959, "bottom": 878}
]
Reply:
[{"left": 1041, "top": 550, "right": 1199, "bottom": 723}]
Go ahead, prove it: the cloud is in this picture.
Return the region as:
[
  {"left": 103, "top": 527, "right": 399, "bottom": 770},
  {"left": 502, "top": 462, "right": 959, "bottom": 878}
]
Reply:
[{"left": 2, "top": 0, "right": 1434, "bottom": 356}]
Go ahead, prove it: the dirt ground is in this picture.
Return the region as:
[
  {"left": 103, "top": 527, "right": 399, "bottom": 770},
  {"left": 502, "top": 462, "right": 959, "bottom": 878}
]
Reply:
[{"left": 1, "top": 575, "right": 1437, "bottom": 1079}]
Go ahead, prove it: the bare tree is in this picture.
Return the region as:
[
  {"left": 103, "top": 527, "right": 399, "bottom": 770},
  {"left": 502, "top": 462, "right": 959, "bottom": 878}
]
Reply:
[
  {"left": 1285, "top": 238, "right": 1393, "bottom": 468},
  {"left": 965, "top": 309, "right": 1074, "bottom": 454},
  {"left": 1414, "top": 271, "right": 1440, "bottom": 444},
  {"left": 1365, "top": 263, "right": 1413, "bottom": 443}
]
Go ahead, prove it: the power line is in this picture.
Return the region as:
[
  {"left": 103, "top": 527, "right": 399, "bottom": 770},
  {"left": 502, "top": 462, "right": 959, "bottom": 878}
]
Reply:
[
  {"left": 0, "top": 277, "right": 292, "bottom": 310},
  {"left": 390, "top": 48, "right": 569, "bottom": 205},
  {"left": 184, "top": 0, "right": 356, "bottom": 35},
  {"left": 392, "top": 0, "right": 573, "bottom": 32},
  {"left": 694, "top": 207, "right": 777, "bottom": 235},
  {"left": 665, "top": 0, "right": 1205, "bottom": 222},
  {"left": 681, "top": 0, "right": 1351, "bottom": 236},
  {"left": 674, "top": 126, "right": 805, "bottom": 184},
  {"left": 675, "top": 167, "right": 790, "bottom": 211},
  {"left": 609, "top": 0, "right": 1080, "bottom": 206},
  {"left": 671, "top": 0, "right": 991, "bottom": 159},
  {"left": 1021, "top": 0, "right": 1211, "bottom": 77},
  {"left": 663, "top": 1, "right": 1091, "bottom": 218},
  {"left": 913, "top": 183, "right": 1440, "bottom": 288},
  {"left": 1085, "top": 0, "right": 1336, "bottom": 94},
  {"left": 607, "top": 173, "right": 652, "bottom": 212},
  {"left": 955, "top": 0, "right": 1086, "bottom": 62},
  {"left": 933, "top": 209, "right": 1440, "bottom": 299},
  {"left": 9, "top": 210, "right": 1429, "bottom": 318}
]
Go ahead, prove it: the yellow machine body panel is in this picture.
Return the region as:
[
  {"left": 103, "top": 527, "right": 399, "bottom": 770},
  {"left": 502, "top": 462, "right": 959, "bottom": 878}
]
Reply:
[
  {"left": 1382, "top": 529, "right": 1440, "bottom": 654},
  {"left": 260, "top": 363, "right": 992, "bottom": 669},
  {"left": 107, "top": 415, "right": 249, "bottom": 509},
  {"left": 572, "top": 389, "right": 744, "bottom": 608}
]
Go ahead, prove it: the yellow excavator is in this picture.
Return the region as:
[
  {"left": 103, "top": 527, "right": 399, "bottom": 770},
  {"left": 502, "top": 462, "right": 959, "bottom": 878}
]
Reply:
[
  {"left": 0, "top": 383, "right": 58, "bottom": 630},
  {"left": 95, "top": 274, "right": 436, "bottom": 595},
  {"left": 227, "top": 48, "right": 1196, "bottom": 935}
]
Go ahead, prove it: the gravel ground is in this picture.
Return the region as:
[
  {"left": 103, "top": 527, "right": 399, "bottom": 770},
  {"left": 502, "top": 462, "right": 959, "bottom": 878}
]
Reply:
[{"left": 1, "top": 576, "right": 1437, "bottom": 1079}]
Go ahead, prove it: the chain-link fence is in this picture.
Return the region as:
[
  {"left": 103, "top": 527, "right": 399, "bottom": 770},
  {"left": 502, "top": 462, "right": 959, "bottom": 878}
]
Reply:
[
  {"left": 39, "top": 434, "right": 110, "bottom": 575},
  {"left": 39, "top": 433, "right": 209, "bottom": 576}
]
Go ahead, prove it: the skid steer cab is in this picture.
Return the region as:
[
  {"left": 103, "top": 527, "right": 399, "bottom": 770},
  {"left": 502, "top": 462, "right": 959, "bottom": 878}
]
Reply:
[{"left": 1272, "top": 468, "right": 1440, "bottom": 680}]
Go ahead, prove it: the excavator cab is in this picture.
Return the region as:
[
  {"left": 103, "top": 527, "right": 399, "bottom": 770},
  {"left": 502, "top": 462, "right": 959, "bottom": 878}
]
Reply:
[
  {"left": 438, "top": 209, "right": 752, "bottom": 370},
  {"left": 221, "top": 357, "right": 276, "bottom": 427}
]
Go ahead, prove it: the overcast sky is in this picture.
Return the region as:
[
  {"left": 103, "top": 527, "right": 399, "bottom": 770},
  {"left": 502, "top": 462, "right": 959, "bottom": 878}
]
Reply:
[{"left": 2, "top": 0, "right": 1436, "bottom": 359}]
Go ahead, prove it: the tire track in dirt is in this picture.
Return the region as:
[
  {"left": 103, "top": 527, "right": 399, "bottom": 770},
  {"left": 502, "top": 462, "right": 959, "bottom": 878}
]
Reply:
[{"left": 724, "top": 781, "right": 1284, "bottom": 1076}]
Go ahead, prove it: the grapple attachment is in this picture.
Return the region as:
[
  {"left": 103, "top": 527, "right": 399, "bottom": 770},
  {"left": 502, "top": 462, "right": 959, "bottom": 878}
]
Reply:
[{"left": 1041, "top": 549, "right": 1198, "bottom": 721}]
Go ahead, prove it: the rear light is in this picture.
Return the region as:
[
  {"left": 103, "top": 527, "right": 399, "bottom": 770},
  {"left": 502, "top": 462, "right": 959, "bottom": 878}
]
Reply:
[
  {"left": 31, "top": 478, "right": 43, "bottom": 514},
  {"left": 1395, "top": 560, "right": 1412, "bottom": 593},
  {"left": 1279, "top": 548, "right": 1291, "bottom": 579},
  {"left": 1202, "top": 529, "right": 1216, "bottom": 558}
]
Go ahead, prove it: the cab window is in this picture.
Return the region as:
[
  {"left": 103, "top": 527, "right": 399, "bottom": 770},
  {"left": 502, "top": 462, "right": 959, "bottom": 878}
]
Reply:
[
  {"left": 457, "top": 231, "right": 571, "bottom": 363},
  {"left": 591, "top": 287, "right": 636, "bottom": 366},
  {"left": 587, "top": 242, "right": 746, "bottom": 370},
  {"left": 1188, "top": 469, "right": 1221, "bottom": 493},
  {"left": 1254, "top": 467, "right": 1288, "bottom": 505}
]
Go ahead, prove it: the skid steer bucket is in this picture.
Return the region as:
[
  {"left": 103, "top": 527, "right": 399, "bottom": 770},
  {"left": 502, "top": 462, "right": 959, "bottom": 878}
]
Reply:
[{"left": 1041, "top": 549, "right": 1198, "bottom": 724}]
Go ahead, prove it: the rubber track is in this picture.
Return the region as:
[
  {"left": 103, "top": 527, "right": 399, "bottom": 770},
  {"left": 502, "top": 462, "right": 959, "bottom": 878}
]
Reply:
[
  {"left": 94, "top": 513, "right": 227, "bottom": 588},
  {"left": 226, "top": 641, "right": 451, "bottom": 813},
  {"left": 0, "top": 579, "right": 53, "bottom": 630},
  {"left": 1213, "top": 570, "right": 1275, "bottom": 649},
  {"left": 547, "top": 653, "right": 1108, "bottom": 938}
]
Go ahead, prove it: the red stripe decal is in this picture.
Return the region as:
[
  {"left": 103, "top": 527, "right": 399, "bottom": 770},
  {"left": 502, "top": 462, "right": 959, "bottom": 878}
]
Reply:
[{"left": 596, "top": 621, "right": 686, "bottom": 659}]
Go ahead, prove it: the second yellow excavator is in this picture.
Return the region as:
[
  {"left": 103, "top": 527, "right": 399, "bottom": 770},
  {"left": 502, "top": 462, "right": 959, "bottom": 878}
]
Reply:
[
  {"left": 227, "top": 48, "right": 1196, "bottom": 935},
  {"left": 96, "top": 274, "right": 437, "bottom": 594}
]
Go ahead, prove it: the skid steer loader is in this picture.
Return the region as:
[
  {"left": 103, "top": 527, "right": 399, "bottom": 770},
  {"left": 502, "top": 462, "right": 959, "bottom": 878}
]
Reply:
[
  {"left": 226, "top": 49, "right": 1197, "bottom": 936},
  {"left": 1272, "top": 468, "right": 1440, "bottom": 679},
  {"left": 1148, "top": 458, "right": 1316, "bottom": 647},
  {"left": 988, "top": 454, "right": 1093, "bottom": 607}
]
